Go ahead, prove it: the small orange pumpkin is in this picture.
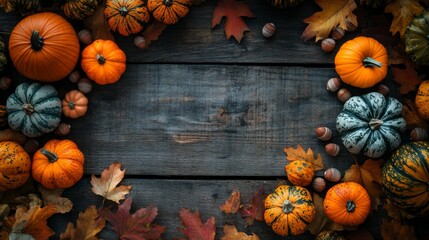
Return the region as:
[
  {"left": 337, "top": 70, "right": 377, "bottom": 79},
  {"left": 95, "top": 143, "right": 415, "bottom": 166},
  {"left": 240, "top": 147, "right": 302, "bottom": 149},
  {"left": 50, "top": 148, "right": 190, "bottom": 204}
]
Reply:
[
  {"left": 324, "top": 182, "right": 371, "bottom": 226},
  {"left": 0, "top": 141, "right": 31, "bottom": 191},
  {"left": 81, "top": 39, "right": 126, "bottom": 85},
  {"left": 104, "top": 0, "right": 150, "bottom": 36},
  {"left": 32, "top": 139, "right": 84, "bottom": 189},
  {"left": 415, "top": 80, "right": 429, "bottom": 120},
  {"left": 62, "top": 90, "right": 88, "bottom": 118},
  {"left": 285, "top": 160, "right": 314, "bottom": 186},
  {"left": 147, "top": 0, "right": 192, "bottom": 25},
  {"left": 334, "top": 36, "right": 388, "bottom": 88}
]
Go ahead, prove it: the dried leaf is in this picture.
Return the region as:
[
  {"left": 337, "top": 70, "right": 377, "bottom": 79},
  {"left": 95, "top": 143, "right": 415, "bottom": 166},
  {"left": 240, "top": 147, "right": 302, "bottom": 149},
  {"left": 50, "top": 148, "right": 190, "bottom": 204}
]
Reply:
[
  {"left": 347, "top": 227, "right": 374, "bottom": 240},
  {"left": 343, "top": 159, "right": 384, "bottom": 211},
  {"left": 178, "top": 208, "right": 215, "bottom": 240},
  {"left": 11, "top": 205, "right": 57, "bottom": 240},
  {"left": 140, "top": 21, "right": 168, "bottom": 49},
  {"left": 91, "top": 162, "right": 132, "bottom": 204},
  {"left": 211, "top": 0, "right": 255, "bottom": 43},
  {"left": 361, "top": 15, "right": 400, "bottom": 48},
  {"left": 381, "top": 218, "right": 417, "bottom": 240},
  {"left": 84, "top": 5, "right": 115, "bottom": 41},
  {"left": 0, "top": 0, "right": 13, "bottom": 12},
  {"left": 307, "top": 193, "right": 330, "bottom": 236},
  {"left": 238, "top": 186, "right": 266, "bottom": 226},
  {"left": 99, "top": 198, "right": 165, "bottom": 240},
  {"left": 38, "top": 185, "right": 73, "bottom": 214},
  {"left": 283, "top": 145, "right": 324, "bottom": 170},
  {"left": 402, "top": 98, "right": 429, "bottom": 130},
  {"left": 221, "top": 225, "right": 259, "bottom": 240},
  {"left": 60, "top": 206, "right": 105, "bottom": 240},
  {"left": 302, "top": 0, "right": 357, "bottom": 42},
  {"left": 219, "top": 190, "right": 241, "bottom": 214},
  {"left": 385, "top": 0, "right": 424, "bottom": 38},
  {"left": 391, "top": 59, "right": 424, "bottom": 95}
]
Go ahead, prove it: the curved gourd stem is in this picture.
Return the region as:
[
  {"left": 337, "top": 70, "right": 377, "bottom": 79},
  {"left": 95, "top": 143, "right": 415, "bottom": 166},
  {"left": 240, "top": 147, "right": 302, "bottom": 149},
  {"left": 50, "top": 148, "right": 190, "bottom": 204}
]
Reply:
[
  {"left": 31, "top": 30, "right": 43, "bottom": 51},
  {"left": 22, "top": 103, "right": 34, "bottom": 115},
  {"left": 41, "top": 148, "right": 58, "bottom": 163},
  {"left": 96, "top": 54, "right": 106, "bottom": 65},
  {"left": 346, "top": 200, "right": 356, "bottom": 212},
  {"left": 163, "top": 0, "right": 173, "bottom": 6},
  {"left": 363, "top": 57, "right": 382, "bottom": 68},
  {"left": 369, "top": 118, "right": 383, "bottom": 130},
  {"left": 68, "top": 102, "right": 75, "bottom": 109},
  {"left": 119, "top": 6, "right": 128, "bottom": 17},
  {"left": 282, "top": 200, "right": 294, "bottom": 213}
]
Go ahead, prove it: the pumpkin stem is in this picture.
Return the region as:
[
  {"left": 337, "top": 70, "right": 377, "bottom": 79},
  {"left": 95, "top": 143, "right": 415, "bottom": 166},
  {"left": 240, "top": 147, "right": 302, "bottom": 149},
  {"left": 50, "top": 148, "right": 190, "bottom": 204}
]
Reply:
[
  {"left": 119, "top": 6, "right": 128, "bottom": 17},
  {"left": 68, "top": 102, "right": 75, "bottom": 110},
  {"left": 22, "top": 103, "right": 34, "bottom": 115},
  {"left": 40, "top": 148, "right": 58, "bottom": 163},
  {"left": 363, "top": 57, "right": 382, "bottom": 68},
  {"left": 346, "top": 200, "right": 356, "bottom": 212},
  {"left": 369, "top": 118, "right": 383, "bottom": 130},
  {"left": 30, "top": 30, "right": 43, "bottom": 51},
  {"left": 96, "top": 54, "right": 106, "bottom": 65},
  {"left": 282, "top": 200, "right": 294, "bottom": 214},
  {"left": 163, "top": 0, "right": 173, "bottom": 6}
]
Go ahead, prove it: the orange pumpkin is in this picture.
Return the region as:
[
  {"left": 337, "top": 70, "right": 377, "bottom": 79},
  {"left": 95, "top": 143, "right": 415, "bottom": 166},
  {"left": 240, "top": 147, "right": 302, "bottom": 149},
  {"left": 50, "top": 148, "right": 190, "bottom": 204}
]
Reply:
[
  {"left": 285, "top": 160, "right": 314, "bottom": 186},
  {"left": 147, "top": 0, "right": 192, "bottom": 25},
  {"left": 8, "top": 12, "right": 80, "bottom": 82},
  {"left": 324, "top": 182, "right": 371, "bottom": 226},
  {"left": 62, "top": 90, "right": 88, "bottom": 118},
  {"left": 415, "top": 80, "right": 429, "bottom": 120},
  {"left": 32, "top": 139, "right": 84, "bottom": 189},
  {"left": 334, "top": 36, "right": 388, "bottom": 88},
  {"left": 105, "top": 0, "right": 150, "bottom": 36},
  {"left": 0, "top": 141, "right": 31, "bottom": 191},
  {"left": 81, "top": 39, "right": 127, "bottom": 85}
]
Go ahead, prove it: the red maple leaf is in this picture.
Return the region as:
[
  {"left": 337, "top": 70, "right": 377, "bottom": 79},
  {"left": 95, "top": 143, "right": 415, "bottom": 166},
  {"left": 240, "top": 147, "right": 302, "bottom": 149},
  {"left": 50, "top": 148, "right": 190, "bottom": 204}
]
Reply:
[
  {"left": 99, "top": 198, "right": 165, "bottom": 240},
  {"left": 211, "top": 0, "right": 255, "bottom": 43},
  {"left": 238, "top": 185, "right": 267, "bottom": 226},
  {"left": 178, "top": 208, "right": 215, "bottom": 240}
]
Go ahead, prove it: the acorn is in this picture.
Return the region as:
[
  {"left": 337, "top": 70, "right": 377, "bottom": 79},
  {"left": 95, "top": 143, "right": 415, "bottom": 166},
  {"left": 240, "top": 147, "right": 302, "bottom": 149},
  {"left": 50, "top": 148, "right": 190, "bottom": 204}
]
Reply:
[
  {"left": 321, "top": 38, "right": 336, "bottom": 53},
  {"left": 54, "top": 123, "right": 71, "bottom": 136},
  {"left": 325, "top": 143, "right": 340, "bottom": 156},
  {"left": 134, "top": 36, "right": 146, "bottom": 49},
  {"left": 377, "top": 84, "right": 390, "bottom": 96},
  {"left": 331, "top": 26, "right": 345, "bottom": 40},
  {"left": 0, "top": 76, "right": 12, "bottom": 90},
  {"left": 337, "top": 88, "right": 352, "bottom": 103},
  {"left": 78, "top": 29, "right": 92, "bottom": 45},
  {"left": 68, "top": 70, "right": 80, "bottom": 83},
  {"left": 410, "top": 127, "right": 428, "bottom": 141},
  {"left": 78, "top": 77, "right": 92, "bottom": 94},
  {"left": 315, "top": 127, "right": 332, "bottom": 141},
  {"left": 24, "top": 139, "right": 39, "bottom": 154},
  {"left": 345, "top": 16, "right": 357, "bottom": 32},
  {"left": 324, "top": 168, "right": 341, "bottom": 182},
  {"left": 326, "top": 77, "right": 341, "bottom": 92},
  {"left": 262, "top": 23, "right": 276, "bottom": 38},
  {"left": 312, "top": 177, "right": 326, "bottom": 192}
]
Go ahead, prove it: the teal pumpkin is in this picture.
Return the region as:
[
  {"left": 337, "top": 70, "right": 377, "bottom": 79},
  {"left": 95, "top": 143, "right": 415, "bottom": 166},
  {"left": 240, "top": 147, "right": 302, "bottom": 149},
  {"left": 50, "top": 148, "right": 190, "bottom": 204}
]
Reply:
[
  {"left": 6, "top": 83, "right": 62, "bottom": 137},
  {"left": 0, "top": 36, "right": 6, "bottom": 72}
]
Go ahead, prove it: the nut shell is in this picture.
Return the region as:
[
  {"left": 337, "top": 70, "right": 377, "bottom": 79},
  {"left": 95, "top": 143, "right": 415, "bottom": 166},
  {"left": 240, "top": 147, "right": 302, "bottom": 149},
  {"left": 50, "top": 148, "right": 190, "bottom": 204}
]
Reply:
[
  {"left": 78, "top": 77, "right": 92, "bottom": 94},
  {"left": 337, "top": 88, "right": 352, "bottom": 103},
  {"left": 324, "top": 168, "right": 341, "bottom": 182},
  {"left": 410, "top": 127, "right": 428, "bottom": 141},
  {"left": 262, "top": 23, "right": 276, "bottom": 38},
  {"left": 24, "top": 139, "right": 39, "bottom": 154},
  {"left": 134, "top": 36, "right": 146, "bottom": 49},
  {"left": 0, "top": 76, "right": 12, "bottom": 90},
  {"left": 78, "top": 29, "right": 92, "bottom": 45},
  {"left": 68, "top": 70, "right": 80, "bottom": 83},
  {"left": 54, "top": 123, "right": 71, "bottom": 136},
  {"left": 316, "top": 127, "right": 332, "bottom": 141},
  {"left": 326, "top": 77, "right": 341, "bottom": 92},
  {"left": 312, "top": 177, "right": 326, "bottom": 192},
  {"left": 331, "top": 27, "right": 345, "bottom": 40},
  {"left": 325, "top": 143, "right": 340, "bottom": 156},
  {"left": 321, "top": 38, "right": 336, "bottom": 53},
  {"left": 377, "top": 84, "right": 390, "bottom": 96}
]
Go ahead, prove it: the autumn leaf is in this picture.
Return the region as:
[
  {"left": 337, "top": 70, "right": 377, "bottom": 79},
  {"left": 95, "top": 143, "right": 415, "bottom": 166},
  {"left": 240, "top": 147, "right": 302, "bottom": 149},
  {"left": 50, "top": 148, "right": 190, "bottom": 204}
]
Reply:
[
  {"left": 0, "top": 0, "right": 13, "bottom": 12},
  {"left": 307, "top": 193, "right": 330, "bottom": 235},
  {"left": 381, "top": 218, "right": 417, "bottom": 240},
  {"left": 238, "top": 185, "right": 266, "bottom": 226},
  {"left": 302, "top": 0, "right": 357, "bottom": 42},
  {"left": 139, "top": 21, "right": 168, "bottom": 49},
  {"left": 219, "top": 190, "right": 241, "bottom": 214},
  {"left": 84, "top": 5, "right": 115, "bottom": 41},
  {"left": 10, "top": 205, "right": 57, "bottom": 240},
  {"left": 91, "top": 162, "right": 132, "bottom": 204},
  {"left": 221, "top": 225, "right": 259, "bottom": 240},
  {"left": 283, "top": 145, "right": 324, "bottom": 170},
  {"left": 391, "top": 59, "right": 424, "bottom": 95},
  {"left": 211, "top": 0, "right": 255, "bottom": 43},
  {"left": 38, "top": 185, "right": 73, "bottom": 214},
  {"left": 60, "top": 206, "right": 105, "bottom": 240},
  {"left": 385, "top": 0, "right": 424, "bottom": 38},
  {"left": 343, "top": 159, "right": 384, "bottom": 211},
  {"left": 178, "top": 208, "right": 215, "bottom": 240},
  {"left": 402, "top": 98, "right": 429, "bottom": 130},
  {"left": 347, "top": 227, "right": 374, "bottom": 240}
]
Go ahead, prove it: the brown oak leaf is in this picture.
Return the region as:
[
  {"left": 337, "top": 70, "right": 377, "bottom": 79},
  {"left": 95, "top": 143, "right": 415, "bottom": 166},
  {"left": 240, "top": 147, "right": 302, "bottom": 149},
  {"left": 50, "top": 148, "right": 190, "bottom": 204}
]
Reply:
[
  {"left": 343, "top": 159, "right": 384, "bottom": 211},
  {"left": 91, "top": 162, "right": 132, "bottom": 204},
  {"left": 178, "top": 208, "right": 215, "bottom": 240},
  {"left": 84, "top": 4, "right": 115, "bottom": 41},
  {"left": 238, "top": 186, "right": 266, "bottom": 226},
  {"left": 221, "top": 225, "right": 259, "bottom": 240},
  {"left": 391, "top": 59, "right": 424, "bottom": 95},
  {"left": 38, "top": 185, "right": 73, "bottom": 214},
  {"left": 219, "top": 190, "right": 241, "bottom": 214},
  {"left": 139, "top": 21, "right": 168, "bottom": 49},
  {"left": 60, "top": 206, "right": 105, "bottom": 240},
  {"left": 381, "top": 218, "right": 417, "bottom": 240},
  {"left": 302, "top": 0, "right": 357, "bottom": 42},
  {"left": 211, "top": 0, "right": 255, "bottom": 43},
  {"left": 283, "top": 145, "right": 324, "bottom": 170},
  {"left": 402, "top": 98, "right": 429, "bottom": 130},
  {"left": 9, "top": 205, "right": 57, "bottom": 240},
  {"left": 307, "top": 193, "right": 330, "bottom": 236},
  {"left": 385, "top": 0, "right": 424, "bottom": 38}
]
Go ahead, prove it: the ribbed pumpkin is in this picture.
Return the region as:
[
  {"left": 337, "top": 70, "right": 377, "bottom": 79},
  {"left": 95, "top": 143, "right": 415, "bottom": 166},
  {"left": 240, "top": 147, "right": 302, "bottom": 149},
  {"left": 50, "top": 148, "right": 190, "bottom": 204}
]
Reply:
[
  {"left": 8, "top": 12, "right": 80, "bottom": 82},
  {"left": 415, "top": 80, "right": 429, "bottom": 120},
  {"left": 147, "top": 0, "right": 192, "bottom": 25},
  {"left": 270, "top": 0, "right": 303, "bottom": 8},
  {"left": 335, "top": 36, "right": 388, "bottom": 88},
  {"left": 285, "top": 160, "right": 315, "bottom": 187},
  {"left": 81, "top": 39, "right": 126, "bottom": 85},
  {"left": 0, "top": 141, "right": 31, "bottom": 192},
  {"left": 264, "top": 185, "right": 316, "bottom": 236},
  {"left": 324, "top": 182, "right": 371, "bottom": 226},
  {"left": 62, "top": 90, "right": 88, "bottom": 118},
  {"left": 104, "top": 0, "right": 150, "bottom": 36},
  {"left": 405, "top": 10, "right": 429, "bottom": 66},
  {"left": 336, "top": 92, "right": 406, "bottom": 158},
  {"left": 0, "top": 36, "right": 6, "bottom": 72},
  {"left": 32, "top": 139, "right": 84, "bottom": 189},
  {"left": 62, "top": 0, "right": 98, "bottom": 20},
  {"left": 0, "top": 0, "right": 42, "bottom": 13},
  {"left": 382, "top": 141, "right": 429, "bottom": 216},
  {"left": 6, "top": 82, "right": 62, "bottom": 137}
]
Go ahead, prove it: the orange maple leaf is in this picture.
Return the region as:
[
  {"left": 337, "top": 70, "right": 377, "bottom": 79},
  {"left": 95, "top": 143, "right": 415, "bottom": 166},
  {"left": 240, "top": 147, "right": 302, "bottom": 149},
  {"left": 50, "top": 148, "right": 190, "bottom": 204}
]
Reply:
[
  {"left": 60, "top": 206, "right": 105, "bottom": 240},
  {"left": 283, "top": 145, "right": 324, "bottom": 170},
  {"left": 302, "top": 0, "right": 357, "bottom": 42},
  {"left": 391, "top": 60, "right": 424, "bottom": 95},
  {"left": 219, "top": 190, "right": 241, "bottom": 214},
  {"left": 84, "top": 5, "right": 115, "bottom": 41},
  {"left": 385, "top": 0, "right": 424, "bottom": 38},
  {"left": 140, "top": 21, "right": 168, "bottom": 49},
  {"left": 221, "top": 225, "right": 259, "bottom": 240},
  {"left": 211, "top": 0, "right": 255, "bottom": 43},
  {"left": 402, "top": 98, "right": 429, "bottom": 130},
  {"left": 11, "top": 205, "right": 57, "bottom": 240}
]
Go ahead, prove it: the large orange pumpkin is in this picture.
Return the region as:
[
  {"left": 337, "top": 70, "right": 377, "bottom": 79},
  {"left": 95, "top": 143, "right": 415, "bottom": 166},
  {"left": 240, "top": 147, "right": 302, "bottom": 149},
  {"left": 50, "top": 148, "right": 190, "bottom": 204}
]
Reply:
[
  {"left": 32, "top": 139, "right": 84, "bottom": 189},
  {"left": 8, "top": 12, "right": 80, "bottom": 82},
  {"left": 81, "top": 39, "right": 127, "bottom": 85},
  {"left": 0, "top": 141, "right": 31, "bottom": 191}
]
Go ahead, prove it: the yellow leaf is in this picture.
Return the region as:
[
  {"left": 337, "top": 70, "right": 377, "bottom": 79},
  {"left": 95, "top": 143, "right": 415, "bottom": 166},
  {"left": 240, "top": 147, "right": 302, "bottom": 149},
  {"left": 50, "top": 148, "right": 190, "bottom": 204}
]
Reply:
[
  {"left": 385, "top": 0, "right": 424, "bottom": 38},
  {"left": 302, "top": 0, "right": 357, "bottom": 42},
  {"left": 219, "top": 191, "right": 241, "bottom": 214},
  {"left": 221, "top": 225, "right": 259, "bottom": 240},
  {"left": 91, "top": 162, "right": 132, "bottom": 204},
  {"left": 60, "top": 206, "right": 105, "bottom": 240},
  {"left": 283, "top": 145, "right": 324, "bottom": 170}
]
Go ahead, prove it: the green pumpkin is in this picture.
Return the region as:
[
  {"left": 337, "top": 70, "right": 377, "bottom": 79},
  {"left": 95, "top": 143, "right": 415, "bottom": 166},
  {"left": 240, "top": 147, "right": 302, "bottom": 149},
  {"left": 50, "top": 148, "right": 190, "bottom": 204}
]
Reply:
[
  {"left": 6, "top": 83, "right": 62, "bottom": 137},
  {"left": 0, "top": 36, "right": 7, "bottom": 72},
  {"left": 405, "top": 10, "right": 429, "bottom": 65},
  {"left": 336, "top": 92, "right": 406, "bottom": 158},
  {"left": 382, "top": 141, "right": 429, "bottom": 216},
  {"left": 270, "top": 0, "right": 303, "bottom": 9},
  {"left": 62, "top": 0, "right": 98, "bottom": 20}
]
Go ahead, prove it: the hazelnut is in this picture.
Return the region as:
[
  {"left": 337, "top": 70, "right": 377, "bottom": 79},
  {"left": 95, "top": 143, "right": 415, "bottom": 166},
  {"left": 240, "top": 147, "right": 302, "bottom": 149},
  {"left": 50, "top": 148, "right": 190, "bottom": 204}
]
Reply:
[
  {"left": 331, "top": 26, "right": 345, "bottom": 40},
  {"left": 321, "top": 38, "right": 336, "bottom": 53}
]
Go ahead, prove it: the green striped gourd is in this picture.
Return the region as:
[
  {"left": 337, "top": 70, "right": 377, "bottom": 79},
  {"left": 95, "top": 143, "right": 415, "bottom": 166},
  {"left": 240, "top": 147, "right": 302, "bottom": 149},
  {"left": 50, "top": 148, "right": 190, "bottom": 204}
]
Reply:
[{"left": 405, "top": 10, "right": 429, "bottom": 65}]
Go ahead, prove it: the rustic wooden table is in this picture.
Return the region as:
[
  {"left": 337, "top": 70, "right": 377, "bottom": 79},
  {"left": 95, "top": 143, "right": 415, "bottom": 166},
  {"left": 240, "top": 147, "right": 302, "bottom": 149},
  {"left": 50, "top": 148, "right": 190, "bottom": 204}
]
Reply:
[{"left": 1, "top": 0, "right": 428, "bottom": 239}]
